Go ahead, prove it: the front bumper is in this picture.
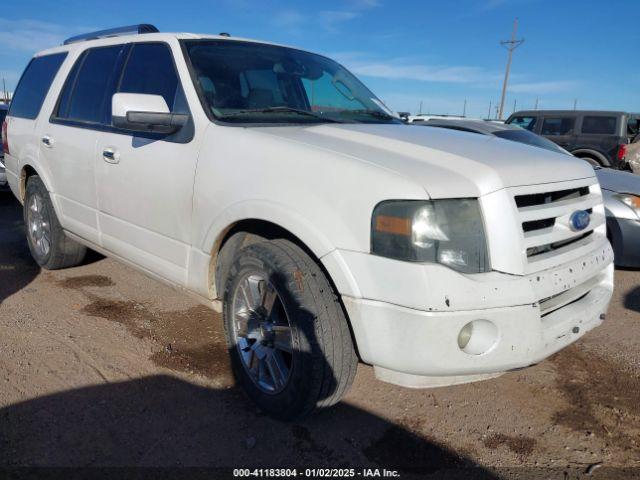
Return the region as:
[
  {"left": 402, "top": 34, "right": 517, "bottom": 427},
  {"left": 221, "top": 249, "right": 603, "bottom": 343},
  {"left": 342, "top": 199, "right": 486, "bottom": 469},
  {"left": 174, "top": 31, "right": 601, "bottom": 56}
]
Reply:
[{"left": 330, "top": 241, "right": 614, "bottom": 387}]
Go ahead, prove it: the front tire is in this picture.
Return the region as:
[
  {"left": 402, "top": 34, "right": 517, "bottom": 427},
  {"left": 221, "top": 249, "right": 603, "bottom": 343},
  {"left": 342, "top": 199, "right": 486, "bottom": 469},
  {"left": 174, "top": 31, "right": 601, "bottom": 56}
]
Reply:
[
  {"left": 222, "top": 239, "right": 357, "bottom": 420},
  {"left": 24, "top": 175, "right": 86, "bottom": 270}
]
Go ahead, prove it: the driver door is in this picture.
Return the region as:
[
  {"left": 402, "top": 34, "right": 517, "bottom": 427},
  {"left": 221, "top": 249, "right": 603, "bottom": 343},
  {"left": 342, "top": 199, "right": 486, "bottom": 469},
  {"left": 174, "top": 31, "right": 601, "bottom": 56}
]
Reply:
[{"left": 96, "top": 42, "right": 198, "bottom": 286}]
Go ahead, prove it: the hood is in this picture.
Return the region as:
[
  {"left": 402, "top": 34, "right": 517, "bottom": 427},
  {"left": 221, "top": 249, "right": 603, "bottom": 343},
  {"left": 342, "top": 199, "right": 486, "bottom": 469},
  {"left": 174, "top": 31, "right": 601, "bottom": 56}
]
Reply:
[
  {"left": 253, "top": 123, "right": 595, "bottom": 198},
  {"left": 596, "top": 167, "right": 640, "bottom": 195}
]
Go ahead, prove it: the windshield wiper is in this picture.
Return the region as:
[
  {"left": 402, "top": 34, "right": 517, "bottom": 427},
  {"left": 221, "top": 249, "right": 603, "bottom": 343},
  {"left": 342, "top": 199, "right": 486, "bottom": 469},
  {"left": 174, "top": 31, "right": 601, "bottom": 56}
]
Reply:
[
  {"left": 218, "top": 106, "right": 344, "bottom": 123},
  {"left": 343, "top": 109, "right": 396, "bottom": 121}
]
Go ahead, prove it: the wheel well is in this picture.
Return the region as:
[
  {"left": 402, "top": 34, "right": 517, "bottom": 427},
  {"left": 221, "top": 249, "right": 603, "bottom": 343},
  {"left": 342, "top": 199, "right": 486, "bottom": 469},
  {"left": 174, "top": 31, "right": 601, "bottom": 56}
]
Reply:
[
  {"left": 209, "top": 218, "right": 362, "bottom": 359},
  {"left": 210, "top": 219, "right": 318, "bottom": 300},
  {"left": 20, "top": 165, "right": 38, "bottom": 201}
]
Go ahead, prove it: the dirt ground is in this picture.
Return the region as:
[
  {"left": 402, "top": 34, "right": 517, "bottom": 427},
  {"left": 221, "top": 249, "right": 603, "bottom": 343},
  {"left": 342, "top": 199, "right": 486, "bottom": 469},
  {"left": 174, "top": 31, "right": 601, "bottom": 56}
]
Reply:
[{"left": 0, "top": 190, "right": 639, "bottom": 479}]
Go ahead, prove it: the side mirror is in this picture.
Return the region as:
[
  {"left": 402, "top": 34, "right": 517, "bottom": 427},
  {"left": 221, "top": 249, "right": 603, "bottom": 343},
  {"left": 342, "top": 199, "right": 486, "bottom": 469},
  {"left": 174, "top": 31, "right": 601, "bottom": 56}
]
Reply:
[{"left": 112, "top": 93, "right": 188, "bottom": 134}]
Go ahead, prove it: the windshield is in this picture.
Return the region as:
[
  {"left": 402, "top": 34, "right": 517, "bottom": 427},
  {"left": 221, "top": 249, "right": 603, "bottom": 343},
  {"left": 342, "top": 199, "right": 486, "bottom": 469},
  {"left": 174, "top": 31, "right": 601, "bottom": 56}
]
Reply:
[
  {"left": 493, "top": 129, "right": 569, "bottom": 155},
  {"left": 184, "top": 40, "right": 399, "bottom": 124}
]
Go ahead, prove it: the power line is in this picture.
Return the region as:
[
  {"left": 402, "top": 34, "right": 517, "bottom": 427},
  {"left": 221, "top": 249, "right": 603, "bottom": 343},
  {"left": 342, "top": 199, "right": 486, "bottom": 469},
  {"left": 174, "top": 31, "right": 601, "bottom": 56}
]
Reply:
[{"left": 498, "top": 18, "right": 524, "bottom": 120}]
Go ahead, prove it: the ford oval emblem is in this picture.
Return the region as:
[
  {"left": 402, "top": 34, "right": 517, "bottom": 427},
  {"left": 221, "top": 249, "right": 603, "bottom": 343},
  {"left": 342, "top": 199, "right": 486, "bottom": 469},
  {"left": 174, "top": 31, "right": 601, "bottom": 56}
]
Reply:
[{"left": 569, "top": 210, "right": 590, "bottom": 231}]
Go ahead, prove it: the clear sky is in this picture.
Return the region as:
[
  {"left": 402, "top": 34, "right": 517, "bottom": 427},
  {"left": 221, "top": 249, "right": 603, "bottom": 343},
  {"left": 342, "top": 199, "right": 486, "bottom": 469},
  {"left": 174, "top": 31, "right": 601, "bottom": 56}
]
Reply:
[{"left": 1, "top": 0, "right": 638, "bottom": 118}]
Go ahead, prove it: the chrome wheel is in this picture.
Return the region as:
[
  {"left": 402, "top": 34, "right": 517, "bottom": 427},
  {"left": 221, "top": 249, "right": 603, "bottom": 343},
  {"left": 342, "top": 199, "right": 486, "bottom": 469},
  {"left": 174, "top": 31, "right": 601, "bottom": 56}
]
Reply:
[
  {"left": 231, "top": 272, "right": 293, "bottom": 394},
  {"left": 27, "top": 193, "right": 51, "bottom": 258}
]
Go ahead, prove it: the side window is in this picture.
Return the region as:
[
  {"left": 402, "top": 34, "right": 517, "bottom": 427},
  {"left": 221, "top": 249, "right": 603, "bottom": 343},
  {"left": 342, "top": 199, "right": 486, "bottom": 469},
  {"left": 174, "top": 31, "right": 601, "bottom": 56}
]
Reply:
[
  {"left": 628, "top": 115, "right": 640, "bottom": 138},
  {"left": 541, "top": 117, "right": 575, "bottom": 136},
  {"left": 581, "top": 116, "right": 616, "bottom": 135},
  {"left": 55, "top": 53, "right": 84, "bottom": 119},
  {"left": 508, "top": 116, "right": 537, "bottom": 131},
  {"left": 9, "top": 53, "right": 67, "bottom": 119},
  {"left": 119, "top": 43, "right": 185, "bottom": 112},
  {"left": 61, "top": 45, "right": 122, "bottom": 124}
]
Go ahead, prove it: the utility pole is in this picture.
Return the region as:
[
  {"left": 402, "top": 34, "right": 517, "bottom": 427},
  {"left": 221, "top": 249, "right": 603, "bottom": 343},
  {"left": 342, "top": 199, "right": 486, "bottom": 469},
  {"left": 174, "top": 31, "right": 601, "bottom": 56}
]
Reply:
[
  {"left": 498, "top": 18, "right": 524, "bottom": 120},
  {"left": 419, "top": 101, "right": 423, "bottom": 115},
  {"left": 513, "top": 99, "right": 517, "bottom": 114},
  {"left": 534, "top": 97, "right": 539, "bottom": 110},
  {"left": 462, "top": 99, "right": 467, "bottom": 117},
  {"left": 573, "top": 99, "right": 577, "bottom": 110},
  {"left": 488, "top": 100, "right": 492, "bottom": 119}
]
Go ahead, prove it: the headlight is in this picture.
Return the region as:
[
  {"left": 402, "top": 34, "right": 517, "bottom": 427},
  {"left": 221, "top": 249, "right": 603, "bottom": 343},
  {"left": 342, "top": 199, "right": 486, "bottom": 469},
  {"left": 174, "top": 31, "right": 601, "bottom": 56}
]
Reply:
[
  {"left": 614, "top": 194, "right": 640, "bottom": 218},
  {"left": 371, "top": 199, "right": 490, "bottom": 273}
]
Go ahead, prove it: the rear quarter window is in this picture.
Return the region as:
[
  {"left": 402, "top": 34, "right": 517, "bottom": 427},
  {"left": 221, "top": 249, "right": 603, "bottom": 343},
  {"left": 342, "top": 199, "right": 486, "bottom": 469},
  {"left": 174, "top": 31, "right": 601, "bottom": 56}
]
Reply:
[
  {"left": 581, "top": 116, "right": 617, "bottom": 135},
  {"left": 8, "top": 53, "right": 67, "bottom": 119}
]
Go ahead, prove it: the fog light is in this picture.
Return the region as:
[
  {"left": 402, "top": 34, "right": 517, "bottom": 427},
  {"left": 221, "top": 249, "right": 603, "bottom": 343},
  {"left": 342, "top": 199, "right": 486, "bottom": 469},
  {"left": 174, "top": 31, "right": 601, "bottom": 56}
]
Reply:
[
  {"left": 457, "top": 323, "right": 473, "bottom": 349},
  {"left": 457, "top": 320, "right": 499, "bottom": 355}
]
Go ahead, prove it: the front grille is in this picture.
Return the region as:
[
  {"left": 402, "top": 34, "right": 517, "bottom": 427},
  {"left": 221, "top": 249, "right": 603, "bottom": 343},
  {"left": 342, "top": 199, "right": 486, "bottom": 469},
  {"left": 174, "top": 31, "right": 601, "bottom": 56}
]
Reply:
[
  {"left": 515, "top": 186, "right": 589, "bottom": 208},
  {"left": 511, "top": 179, "right": 604, "bottom": 270},
  {"left": 526, "top": 231, "right": 592, "bottom": 257}
]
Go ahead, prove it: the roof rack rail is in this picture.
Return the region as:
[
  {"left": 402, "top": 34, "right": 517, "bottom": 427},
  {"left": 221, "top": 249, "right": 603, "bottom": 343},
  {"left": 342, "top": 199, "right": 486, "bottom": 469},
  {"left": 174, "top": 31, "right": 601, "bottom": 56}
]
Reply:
[{"left": 63, "top": 24, "right": 159, "bottom": 45}]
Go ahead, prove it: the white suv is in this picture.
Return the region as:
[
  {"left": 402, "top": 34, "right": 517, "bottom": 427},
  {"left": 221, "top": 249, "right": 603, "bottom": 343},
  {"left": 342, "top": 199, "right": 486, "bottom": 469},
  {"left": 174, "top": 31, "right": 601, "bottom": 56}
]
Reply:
[{"left": 2, "top": 25, "right": 614, "bottom": 419}]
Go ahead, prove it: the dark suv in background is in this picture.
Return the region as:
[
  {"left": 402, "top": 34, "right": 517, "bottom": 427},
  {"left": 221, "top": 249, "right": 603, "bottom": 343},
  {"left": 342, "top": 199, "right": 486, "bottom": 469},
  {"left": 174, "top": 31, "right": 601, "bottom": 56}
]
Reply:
[{"left": 506, "top": 110, "right": 639, "bottom": 169}]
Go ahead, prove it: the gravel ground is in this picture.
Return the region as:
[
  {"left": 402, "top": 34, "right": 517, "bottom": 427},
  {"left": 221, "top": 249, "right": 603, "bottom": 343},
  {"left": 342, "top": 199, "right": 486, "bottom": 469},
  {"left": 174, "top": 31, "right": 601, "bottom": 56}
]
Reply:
[{"left": 0, "top": 190, "right": 639, "bottom": 479}]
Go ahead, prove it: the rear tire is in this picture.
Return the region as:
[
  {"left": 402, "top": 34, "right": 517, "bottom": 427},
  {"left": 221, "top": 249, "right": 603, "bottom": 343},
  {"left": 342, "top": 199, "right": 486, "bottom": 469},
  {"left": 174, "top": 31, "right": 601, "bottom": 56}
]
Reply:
[
  {"left": 222, "top": 238, "right": 357, "bottom": 420},
  {"left": 24, "top": 175, "right": 86, "bottom": 269}
]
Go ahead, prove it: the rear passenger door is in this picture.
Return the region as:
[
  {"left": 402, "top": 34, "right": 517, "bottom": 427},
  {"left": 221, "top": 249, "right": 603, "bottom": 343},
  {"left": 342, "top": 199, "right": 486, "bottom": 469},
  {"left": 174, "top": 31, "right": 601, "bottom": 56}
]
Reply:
[
  {"left": 95, "top": 42, "right": 198, "bottom": 286},
  {"left": 42, "top": 45, "right": 125, "bottom": 244},
  {"left": 4, "top": 53, "right": 67, "bottom": 199},
  {"left": 539, "top": 116, "right": 577, "bottom": 150}
]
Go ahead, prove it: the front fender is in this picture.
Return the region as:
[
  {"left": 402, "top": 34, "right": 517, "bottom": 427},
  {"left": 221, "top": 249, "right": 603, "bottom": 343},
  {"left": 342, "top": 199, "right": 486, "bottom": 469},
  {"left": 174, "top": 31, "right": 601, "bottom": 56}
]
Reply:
[
  {"left": 198, "top": 200, "right": 363, "bottom": 299},
  {"left": 201, "top": 199, "right": 337, "bottom": 258}
]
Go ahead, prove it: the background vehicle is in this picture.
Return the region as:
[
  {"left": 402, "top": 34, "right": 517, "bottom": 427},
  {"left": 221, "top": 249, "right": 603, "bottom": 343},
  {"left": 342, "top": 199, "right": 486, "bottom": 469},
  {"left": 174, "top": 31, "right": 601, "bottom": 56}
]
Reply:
[
  {"left": 626, "top": 136, "right": 640, "bottom": 174},
  {"left": 420, "top": 118, "right": 640, "bottom": 267},
  {"left": 0, "top": 104, "right": 8, "bottom": 188},
  {"left": 407, "top": 114, "right": 466, "bottom": 124},
  {"left": 506, "top": 110, "right": 640, "bottom": 169},
  {"left": 2, "top": 25, "right": 613, "bottom": 419}
]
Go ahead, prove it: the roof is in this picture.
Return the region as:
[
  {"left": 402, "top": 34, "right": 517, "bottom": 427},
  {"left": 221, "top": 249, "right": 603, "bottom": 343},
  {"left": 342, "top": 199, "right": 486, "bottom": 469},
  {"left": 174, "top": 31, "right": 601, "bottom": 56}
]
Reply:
[{"left": 34, "top": 30, "right": 298, "bottom": 57}]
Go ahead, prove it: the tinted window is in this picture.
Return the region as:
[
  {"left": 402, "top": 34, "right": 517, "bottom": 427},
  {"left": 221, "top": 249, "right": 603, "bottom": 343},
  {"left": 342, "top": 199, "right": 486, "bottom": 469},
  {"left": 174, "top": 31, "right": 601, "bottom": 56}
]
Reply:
[
  {"left": 9, "top": 53, "right": 67, "bottom": 119},
  {"left": 55, "top": 54, "right": 84, "bottom": 119},
  {"left": 0, "top": 109, "right": 7, "bottom": 125},
  {"left": 508, "top": 116, "right": 537, "bottom": 131},
  {"left": 185, "top": 40, "right": 396, "bottom": 124},
  {"left": 65, "top": 46, "right": 122, "bottom": 123},
  {"left": 541, "top": 117, "right": 575, "bottom": 136},
  {"left": 119, "top": 43, "right": 181, "bottom": 110},
  {"left": 581, "top": 116, "right": 616, "bottom": 135}
]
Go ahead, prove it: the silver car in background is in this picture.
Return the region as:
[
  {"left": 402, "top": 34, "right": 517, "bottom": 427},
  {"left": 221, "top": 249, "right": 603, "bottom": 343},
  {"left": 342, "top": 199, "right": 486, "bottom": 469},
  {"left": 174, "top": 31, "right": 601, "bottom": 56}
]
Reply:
[{"left": 419, "top": 119, "right": 640, "bottom": 267}]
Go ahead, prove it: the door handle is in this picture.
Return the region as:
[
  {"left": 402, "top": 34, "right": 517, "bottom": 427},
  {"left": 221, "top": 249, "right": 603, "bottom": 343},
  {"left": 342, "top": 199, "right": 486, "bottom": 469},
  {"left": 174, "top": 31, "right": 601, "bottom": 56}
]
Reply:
[
  {"left": 102, "top": 148, "right": 120, "bottom": 164},
  {"left": 41, "top": 135, "right": 53, "bottom": 148}
]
